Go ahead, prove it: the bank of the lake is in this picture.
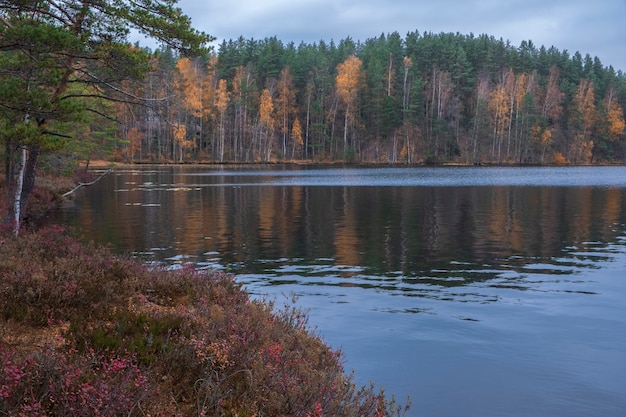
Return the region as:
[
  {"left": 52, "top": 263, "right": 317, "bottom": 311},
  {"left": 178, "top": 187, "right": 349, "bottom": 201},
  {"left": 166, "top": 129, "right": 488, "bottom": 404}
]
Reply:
[{"left": 0, "top": 178, "right": 409, "bottom": 416}]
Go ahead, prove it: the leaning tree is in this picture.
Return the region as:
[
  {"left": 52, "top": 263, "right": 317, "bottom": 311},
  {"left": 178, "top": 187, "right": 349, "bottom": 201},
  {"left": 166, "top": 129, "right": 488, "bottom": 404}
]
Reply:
[{"left": 0, "top": 0, "right": 211, "bottom": 235}]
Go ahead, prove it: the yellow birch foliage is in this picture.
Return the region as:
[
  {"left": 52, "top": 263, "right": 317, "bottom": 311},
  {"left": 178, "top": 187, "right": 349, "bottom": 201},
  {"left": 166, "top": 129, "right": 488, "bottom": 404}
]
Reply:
[
  {"left": 233, "top": 65, "right": 255, "bottom": 103},
  {"left": 215, "top": 79, "right": 230, "bottom": 114},
  {"left": 489, "top": 85, "right": 510, "bottom": 136},
  {"left": 173, "top": 123, "right": 186, "bottom": 142},
  {"left": 175, "top": 58, "right": 203, "bottom": 118},
  {"left": 291, "top": 118, "right": 303, "bottom": 146},
  {"left": 514, "top": 73, "right": 529, "bottom": 111},
  {"left": 259, "top": 88, "right": 275, "bottom": 161},
  {"left": 554, "top": 152, "right": 567, "bottom": 165},
  {"left": 173, "top": 123, "right": 194, "bottom": 150},
  {"left": 607, "top": 100, "right": 625, "bottom": 141},
  {"left": 259, "top": 88, "right": 274, "bottom": 128},
  {"left": 336, "top": 55, "right": 364, "bottom": 110}
]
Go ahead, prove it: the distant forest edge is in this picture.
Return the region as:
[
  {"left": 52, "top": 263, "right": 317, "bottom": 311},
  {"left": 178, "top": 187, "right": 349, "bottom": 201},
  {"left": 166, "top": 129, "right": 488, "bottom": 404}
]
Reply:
[{"left": 103, "top": 31, "right": 626, "bottom": 165}]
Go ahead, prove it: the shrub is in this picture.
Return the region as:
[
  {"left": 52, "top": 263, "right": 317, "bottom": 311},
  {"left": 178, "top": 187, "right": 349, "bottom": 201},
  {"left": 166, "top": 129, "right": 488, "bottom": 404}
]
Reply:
[
  {"left": 0, "top": 343, "right": 154, "bottom": 416},
  {"left": 0, "top": 229, "right": 410, "bottom": 416}
]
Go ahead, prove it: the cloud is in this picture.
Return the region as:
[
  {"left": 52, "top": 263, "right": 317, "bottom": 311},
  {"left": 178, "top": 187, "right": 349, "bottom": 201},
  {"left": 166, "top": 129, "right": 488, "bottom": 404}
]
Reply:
[{"left": 175, "top": 0, "right": 626, "bottom": 71}]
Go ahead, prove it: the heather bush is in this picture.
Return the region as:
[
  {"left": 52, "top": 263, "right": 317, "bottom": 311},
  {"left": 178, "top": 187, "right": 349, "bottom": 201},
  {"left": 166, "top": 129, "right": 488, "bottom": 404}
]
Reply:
[
  {"left": 0, "top": 343, "right": 154, "bottom": 416},
  {"left": 0, "top": 226, "right": 144, "bottom": 325},
  {"left": 0, "top": 228, "right": 410, "bottom": 416}
]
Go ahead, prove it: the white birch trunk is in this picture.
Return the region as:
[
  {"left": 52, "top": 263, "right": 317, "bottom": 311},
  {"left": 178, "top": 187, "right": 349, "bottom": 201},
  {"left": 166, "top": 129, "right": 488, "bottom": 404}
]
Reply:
[{"left": 13, "top": 145, "right": 27, "bottom": 237}]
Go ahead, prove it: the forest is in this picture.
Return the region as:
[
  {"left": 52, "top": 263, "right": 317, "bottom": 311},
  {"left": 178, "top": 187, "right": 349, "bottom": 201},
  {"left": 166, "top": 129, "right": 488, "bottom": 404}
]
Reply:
[
  {"left": 107, "top": 31, "right": 626, "bottom": 165},
  {"left": 2, "top": 4, "right": 626, "bottom": 170}
]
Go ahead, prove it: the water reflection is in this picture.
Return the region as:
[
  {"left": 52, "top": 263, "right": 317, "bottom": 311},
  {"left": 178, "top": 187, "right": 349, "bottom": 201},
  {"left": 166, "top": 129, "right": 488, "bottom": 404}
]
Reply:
[
  {"left": 57, "top": 166, "right": 626, "bottom": 304},
  {"left": 55, "top": 166, "right": 626, "bottom": 417}
]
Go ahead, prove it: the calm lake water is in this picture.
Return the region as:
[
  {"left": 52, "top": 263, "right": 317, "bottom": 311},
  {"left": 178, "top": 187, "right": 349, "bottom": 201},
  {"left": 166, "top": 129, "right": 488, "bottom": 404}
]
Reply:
[{"left": 55, "top": 165, "right": 626, "bottom": 417}]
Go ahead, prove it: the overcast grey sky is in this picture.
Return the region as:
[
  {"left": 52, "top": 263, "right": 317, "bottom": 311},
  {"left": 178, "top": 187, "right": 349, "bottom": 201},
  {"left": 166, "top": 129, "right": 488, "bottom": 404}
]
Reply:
[{"left": 168, "top": 0, "right": 626, "bottom": 72}]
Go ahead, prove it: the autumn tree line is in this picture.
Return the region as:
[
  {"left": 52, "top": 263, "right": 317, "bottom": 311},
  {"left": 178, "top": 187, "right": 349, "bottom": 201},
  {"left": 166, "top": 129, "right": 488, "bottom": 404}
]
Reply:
[{"left": 107, "top": 31, "right": 626, "bottom": 164}]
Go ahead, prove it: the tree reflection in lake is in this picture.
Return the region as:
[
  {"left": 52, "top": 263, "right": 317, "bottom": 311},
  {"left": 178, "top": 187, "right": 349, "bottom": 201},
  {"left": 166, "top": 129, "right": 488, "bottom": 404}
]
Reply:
[
  {"left": 60, "top": 167, "right": 625, "bottom": 292},
  {"left": 55, "top": 165, "right": 626, "bottom": 417}
]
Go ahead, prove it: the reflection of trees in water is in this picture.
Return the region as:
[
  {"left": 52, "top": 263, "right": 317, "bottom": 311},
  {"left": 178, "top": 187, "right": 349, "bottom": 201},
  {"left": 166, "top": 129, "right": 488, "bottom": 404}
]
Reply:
[
  {"left": 223, "top": 185, "right": 625, "bottom": 276},
  {"left": 66, "top": 169, "right": 626, "bottom": 283}
]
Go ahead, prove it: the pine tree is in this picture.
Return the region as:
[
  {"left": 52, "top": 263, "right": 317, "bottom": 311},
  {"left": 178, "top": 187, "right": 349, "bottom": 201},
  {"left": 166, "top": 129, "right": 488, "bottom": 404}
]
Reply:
[{"left": 0, "top": 0, "right": 211, "bottom": 235}]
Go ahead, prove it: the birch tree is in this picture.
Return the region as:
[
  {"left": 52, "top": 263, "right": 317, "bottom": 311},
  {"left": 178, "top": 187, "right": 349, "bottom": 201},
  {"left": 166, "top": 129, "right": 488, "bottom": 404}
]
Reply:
[
  {"left": 605, "top": 87, "right": 625, "bottom": 142},
  {"left": 569, "top": 79, "right": 596, "bottom": 163},
  {"left": 276, "top": 67, "right": 296, "bottom": 157},
  {"left": 215, "top": 79, "right": 230, "bottom": 162},
  {"left": 335, "top": 55, "right": 364, "bottom": 158},
  {"left": 489, "top": 83, "right": 511, "bottom": 163},
  {"left": 258, "top": 88, "right": 275, "bottom": 161}
]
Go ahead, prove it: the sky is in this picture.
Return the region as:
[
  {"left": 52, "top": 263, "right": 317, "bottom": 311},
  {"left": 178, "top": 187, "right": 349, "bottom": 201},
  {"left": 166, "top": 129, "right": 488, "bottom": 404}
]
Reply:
[{"left": 152, "top": 0, "right": 626, "bottom": 72}]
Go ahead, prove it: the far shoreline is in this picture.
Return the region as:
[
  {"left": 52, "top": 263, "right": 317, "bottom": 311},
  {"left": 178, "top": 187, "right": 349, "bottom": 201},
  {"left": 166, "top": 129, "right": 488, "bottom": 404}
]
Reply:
[{"left": 82, "top": 159, "right": 626, "bottom": 170}]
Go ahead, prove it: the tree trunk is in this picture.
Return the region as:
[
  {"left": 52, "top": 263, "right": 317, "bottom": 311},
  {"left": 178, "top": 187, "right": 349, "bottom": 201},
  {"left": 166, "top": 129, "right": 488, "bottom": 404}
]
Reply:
[
  {"left": 4, "top": 139, "right": 15, "bottom": 199},
  {"left": 13, "top": 145, "right": 27, "bottom": 236},
  {"left": 21, "top": 144, "right": 39, "bottom": 209},
  {"left": 343, "top": 102, "right": 349, "bottom": 157},
  {"left": 11, "top": 144, "right": 40, "bottom": 236}
]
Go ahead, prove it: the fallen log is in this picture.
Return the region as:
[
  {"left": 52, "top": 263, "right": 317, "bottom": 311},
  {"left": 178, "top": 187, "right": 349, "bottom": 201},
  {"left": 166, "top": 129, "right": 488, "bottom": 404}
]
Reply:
[{"left": 62, "top": 168, "right": 113, "bottom": 197}]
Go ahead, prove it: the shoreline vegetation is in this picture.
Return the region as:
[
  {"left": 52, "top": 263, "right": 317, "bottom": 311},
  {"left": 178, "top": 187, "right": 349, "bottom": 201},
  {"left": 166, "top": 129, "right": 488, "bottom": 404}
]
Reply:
[{"left": 0, "top": 172, "right": 410, "bottom": 416}]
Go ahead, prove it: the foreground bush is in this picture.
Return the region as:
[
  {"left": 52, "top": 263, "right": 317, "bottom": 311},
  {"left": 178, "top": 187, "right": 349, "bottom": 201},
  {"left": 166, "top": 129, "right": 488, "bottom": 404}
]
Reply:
[
  {"left": 0, "top": 345, "right": 149, "bottom": 416},
  {"left": 0, "top": 227, "right": 409, "bottom": 416}
]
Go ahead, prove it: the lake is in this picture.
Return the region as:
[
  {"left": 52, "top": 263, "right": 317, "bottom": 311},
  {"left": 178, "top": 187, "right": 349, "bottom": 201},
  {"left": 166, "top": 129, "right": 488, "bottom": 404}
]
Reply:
[{"left": 55, "top": 165, "right": 626, "bottom": 417}]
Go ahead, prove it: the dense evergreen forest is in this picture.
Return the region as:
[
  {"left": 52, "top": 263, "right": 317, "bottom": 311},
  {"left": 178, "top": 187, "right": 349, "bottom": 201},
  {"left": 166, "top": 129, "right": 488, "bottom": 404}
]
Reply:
[{"left": 59, "top": 31, "right": 626, "bottom": 164}]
